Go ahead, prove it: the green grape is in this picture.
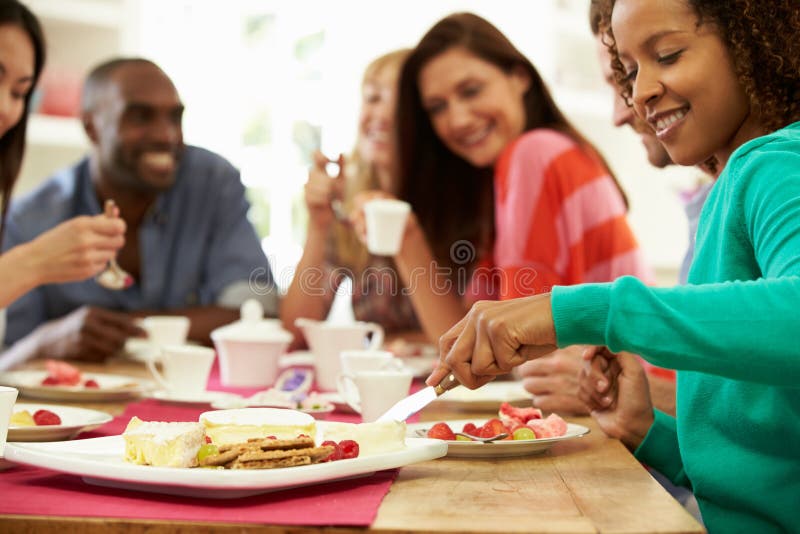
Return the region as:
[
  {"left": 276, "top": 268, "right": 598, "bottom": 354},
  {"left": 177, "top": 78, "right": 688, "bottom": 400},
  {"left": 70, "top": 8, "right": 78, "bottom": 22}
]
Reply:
[
  {"left": 455, "top": 435, "right": 472, "bottom": 441},
  {"left": 512, "top": 427, "right": 536, "bottom": 441},
  {"left": 197, "top": 443, "right": 219, "bottom": 462}
]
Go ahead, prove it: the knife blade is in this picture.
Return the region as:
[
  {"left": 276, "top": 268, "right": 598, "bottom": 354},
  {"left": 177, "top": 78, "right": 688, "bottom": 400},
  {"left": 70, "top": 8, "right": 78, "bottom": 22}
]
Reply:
[{"left": 376, "top": 373, "right": 460, "bottom": 422}]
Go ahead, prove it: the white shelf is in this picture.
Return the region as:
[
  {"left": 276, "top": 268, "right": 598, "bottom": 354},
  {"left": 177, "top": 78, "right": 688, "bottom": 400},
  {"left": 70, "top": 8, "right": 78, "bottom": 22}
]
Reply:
[
  {"left": 25, "top": 0, "right": 124, "bottom": 29},
  {"left": 27, "top": 115, "right": 88, "bottom": 149}
]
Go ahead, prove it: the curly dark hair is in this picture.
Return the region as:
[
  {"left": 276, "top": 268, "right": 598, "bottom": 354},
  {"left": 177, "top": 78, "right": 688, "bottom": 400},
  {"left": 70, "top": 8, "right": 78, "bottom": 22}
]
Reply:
[{"left": 599, "top": 0, "right": 800, "bottom": 134}]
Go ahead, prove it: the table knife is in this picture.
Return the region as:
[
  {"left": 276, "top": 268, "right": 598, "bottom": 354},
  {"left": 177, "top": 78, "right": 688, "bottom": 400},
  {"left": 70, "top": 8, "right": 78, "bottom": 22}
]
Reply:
[{"left": 376, "top": 373, "right": 460, "bottom": 423}]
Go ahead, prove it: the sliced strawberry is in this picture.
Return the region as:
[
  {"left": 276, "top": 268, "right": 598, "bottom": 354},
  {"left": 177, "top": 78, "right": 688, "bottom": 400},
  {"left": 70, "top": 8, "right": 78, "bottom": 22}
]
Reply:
[
  {"left": 204, "top": 435, "right": 212, "bottom": 444},
  {"left": 83, "top": 379, "right": 100, "bottom": 388},
  {"left": 426, "top": 422, "right": 456, "bottom": 441},
  {"left": 477, "top": 418, "right": 510, "bottom": 439},
  {"left": 33, "top": 409, "right": 61, "bottom": 426},
  {"left": 461, "top": 422, "right": 479, "bottom": 436},
  {"left": 41, "top": 376, "right": 60, "bottom": 386},
  {"left": 338, "top": 440, "right": 360, "bottom": 459},
  {"left": 320, "top": 440, "right": 342, "bottom": 462},
  {"left": 44, "top": 360, "right": 81, "bottom": 386}
]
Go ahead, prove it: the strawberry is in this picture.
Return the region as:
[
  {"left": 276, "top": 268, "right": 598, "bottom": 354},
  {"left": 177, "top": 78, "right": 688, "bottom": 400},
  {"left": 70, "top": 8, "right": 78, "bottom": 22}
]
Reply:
[
  {"left": 338, "top": 440, "right": 360, "bottom": 459},
  {"left": 83, "top": 379, "right": 100, "bottom": 388},
  {"left": 32, "top": 409, "right": 61, "bottom": 426},
  {"left": 481, "top": 418, "right": 510, "bottom": 439},
  {"left": 461, "top": 422, "right": 479, "bottom": 436},
  {"left": 44, "top": 360, "right": 81, "bottom": 386},
  {"left": 320, "top": 440, "right": 342, "bottom": 462},
  {"left": 426, "top": 422, "right": 456, "bottom": 441},
  {"left": 41, "top": 376, "right": 60, "bottom": 386}
]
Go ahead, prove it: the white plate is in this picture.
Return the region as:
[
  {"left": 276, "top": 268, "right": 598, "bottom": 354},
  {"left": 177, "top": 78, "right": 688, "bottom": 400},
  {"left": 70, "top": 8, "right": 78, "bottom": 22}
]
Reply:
[
  {"left": 4, "top": 431, "right": 447, "bottom": 498},
  {"left": 432, "top": 381, "right": 533, "bottom": 411},
  {"left": 406, "top": 419, "right": 590, "bottom": 458},
  {"left": 150, "top": 390, "right": 242, "bottom": 405},
  {"left": 8, "top": 403, "right": 113, "bottom": 442},
  {"left": 0, "top": 370, "right": 153, "bottom": 402}
]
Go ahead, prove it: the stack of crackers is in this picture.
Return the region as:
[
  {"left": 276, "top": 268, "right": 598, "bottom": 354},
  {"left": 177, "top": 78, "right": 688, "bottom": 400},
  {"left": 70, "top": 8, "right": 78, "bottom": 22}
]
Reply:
[{"left": 199, "top": 436, "right": 334, "bottom": 469}]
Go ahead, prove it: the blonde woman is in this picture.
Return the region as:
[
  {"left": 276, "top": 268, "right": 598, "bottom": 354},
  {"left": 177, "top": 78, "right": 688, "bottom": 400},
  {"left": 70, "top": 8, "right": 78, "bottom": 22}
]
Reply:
[{"left": 281, "top": 49, "right": 422, "bottom": 346}]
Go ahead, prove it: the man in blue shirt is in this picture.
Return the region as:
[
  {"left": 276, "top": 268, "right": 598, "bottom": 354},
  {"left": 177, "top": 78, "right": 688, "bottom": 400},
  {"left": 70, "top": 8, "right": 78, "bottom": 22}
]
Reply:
[{"left": 1, "top": 58, "right": 276, "bottom": 368}]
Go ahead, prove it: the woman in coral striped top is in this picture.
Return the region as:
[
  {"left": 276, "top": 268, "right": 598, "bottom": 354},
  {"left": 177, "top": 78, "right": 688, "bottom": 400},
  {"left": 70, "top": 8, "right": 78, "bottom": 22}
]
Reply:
[
  {"left": 383, "top": 12, "right": 650, "bottom": 340},
  {"left": 354, "top": 12, "right": 673, "bottom": 414}
]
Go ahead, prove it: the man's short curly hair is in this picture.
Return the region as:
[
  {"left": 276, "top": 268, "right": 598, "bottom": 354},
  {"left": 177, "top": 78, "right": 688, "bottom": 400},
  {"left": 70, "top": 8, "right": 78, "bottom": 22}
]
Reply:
[{"left": 600, "top": 0, "right": 800, "bottom": 134}]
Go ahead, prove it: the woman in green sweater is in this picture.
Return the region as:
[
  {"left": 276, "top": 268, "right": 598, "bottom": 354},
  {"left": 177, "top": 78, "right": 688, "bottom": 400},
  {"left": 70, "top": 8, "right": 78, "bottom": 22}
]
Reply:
[{"left": 428, "top": 1, "right": 800, "bottom": 532}]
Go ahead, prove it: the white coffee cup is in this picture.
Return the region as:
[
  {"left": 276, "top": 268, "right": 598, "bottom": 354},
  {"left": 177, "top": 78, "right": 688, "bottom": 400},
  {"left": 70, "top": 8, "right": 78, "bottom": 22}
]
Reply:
[
  {"left": 147, "top": 344, "right": 216, "bottom": 394},
  {"left": 337, "top": 350, "right": 403, "bottom": 404},
  {"left": 295, "top": 318, "right": 385, "bottom": 392},
  {"left": 0, "top": 386, "right": 19, "bottom": 456},
  {"left": 339, "top": 369, "right": 413, "bottom": 422},
  {"left": 363, "top": 199, "right": 411, "bottom": 256},
  {"left": 140, "top": 316, "right": 191, "bottom": 347}
]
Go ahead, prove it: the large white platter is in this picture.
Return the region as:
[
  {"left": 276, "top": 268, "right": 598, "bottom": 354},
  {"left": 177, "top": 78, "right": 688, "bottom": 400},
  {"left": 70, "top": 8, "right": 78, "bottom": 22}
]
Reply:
[
  {"left": 4, "top": 432, "right": 447, "bottom": 499},
  {"left": 432, "top": 381, "right": 534, "bottom": 411},
  {"left": 0, "top": 370, "right": 153, "bottom": 402},
  {"left": 406, "top": 419, "right": 589, "bottom": 458},
  {"left": 8, "top": 403, "right": 113, "bottom": 442}
]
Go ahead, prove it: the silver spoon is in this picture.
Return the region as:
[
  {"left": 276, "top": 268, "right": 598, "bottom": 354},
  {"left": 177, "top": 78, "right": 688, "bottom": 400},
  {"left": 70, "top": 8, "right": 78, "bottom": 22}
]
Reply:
[
  {"left": 95, "top": 199, "right": 134, "bottom": 290},
  {"left": 415, "top": 429, "right": 510, "bottom": 443}
]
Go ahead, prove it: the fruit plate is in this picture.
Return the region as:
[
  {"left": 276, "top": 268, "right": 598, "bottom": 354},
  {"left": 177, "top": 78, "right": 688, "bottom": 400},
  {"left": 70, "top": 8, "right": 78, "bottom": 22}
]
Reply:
[
  {"left": 406, "top": 419, "right": 590, "bottom": 458},
  {"left": 431, "top": 381, "right": 534, "bottom": 411},
  {"left": 3, "top": 432, "right": 447, "bottom": 499},
  {"left": 0, "top": 371, "right": 153, "bottom": 402},
  {"left": 8, "top": 403, "right": 113, "bottom": 442}
]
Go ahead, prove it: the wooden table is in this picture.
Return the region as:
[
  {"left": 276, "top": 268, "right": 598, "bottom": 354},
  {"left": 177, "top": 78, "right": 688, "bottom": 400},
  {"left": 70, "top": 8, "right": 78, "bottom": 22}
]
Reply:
[{"left": 1, "top": 360, "right": 705, "bottom": 534}]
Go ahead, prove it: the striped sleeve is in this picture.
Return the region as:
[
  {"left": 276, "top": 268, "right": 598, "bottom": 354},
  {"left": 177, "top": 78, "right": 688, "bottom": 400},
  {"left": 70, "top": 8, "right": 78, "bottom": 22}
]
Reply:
[{"left": 493, "top": 129, "right": 651, "bottom": 300}]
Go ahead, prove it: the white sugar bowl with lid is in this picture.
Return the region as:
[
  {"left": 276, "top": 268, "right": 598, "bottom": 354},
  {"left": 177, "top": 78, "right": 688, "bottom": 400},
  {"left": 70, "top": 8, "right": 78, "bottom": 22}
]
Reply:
[{"left": 211, "top": 300, "right": 293, "bottom": 387}]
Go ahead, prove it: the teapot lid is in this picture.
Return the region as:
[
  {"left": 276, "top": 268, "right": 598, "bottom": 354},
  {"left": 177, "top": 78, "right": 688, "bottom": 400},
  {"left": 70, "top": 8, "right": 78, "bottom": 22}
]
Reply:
[{"left": 211, "top": 299, "right": 292, "bottom": 342}]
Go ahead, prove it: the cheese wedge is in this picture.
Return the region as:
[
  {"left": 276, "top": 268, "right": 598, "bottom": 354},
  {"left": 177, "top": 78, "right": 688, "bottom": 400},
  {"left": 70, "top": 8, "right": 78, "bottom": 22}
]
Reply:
[{"left": 123, "top": 417, "right": 205, "bottom": 468}]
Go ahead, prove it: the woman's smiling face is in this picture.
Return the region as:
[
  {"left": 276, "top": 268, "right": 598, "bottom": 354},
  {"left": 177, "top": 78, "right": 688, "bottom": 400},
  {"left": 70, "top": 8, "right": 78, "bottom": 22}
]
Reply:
[
  {"left": 418, "top": 46, "right": 530, "bottom": 168},
  {"left": 612, "top": 0, "right": 762, "bottom": 168}
]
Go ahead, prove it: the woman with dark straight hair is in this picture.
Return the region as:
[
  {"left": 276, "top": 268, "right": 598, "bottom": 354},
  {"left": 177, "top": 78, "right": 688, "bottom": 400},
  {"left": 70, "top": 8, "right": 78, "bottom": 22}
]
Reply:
[
  {"left": 0, "top": 0, "right": 124, "bottom": 336},
  {"left": 365, "top": 12, "right": 650, "bottom": 346}
]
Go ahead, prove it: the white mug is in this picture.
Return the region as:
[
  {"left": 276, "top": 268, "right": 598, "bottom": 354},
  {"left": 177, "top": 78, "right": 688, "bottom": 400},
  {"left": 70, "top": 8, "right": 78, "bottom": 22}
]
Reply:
[
  {"left": 363, "top": 199, "right": 411, "bottom": 256},
  {"left": 295, "top": 318, "right": 385, "bottom": 392},
  {"left": 337, "top": 350, "right": 403, "bottom": 404},
  {"left": 0, "top": 386, "right": 19, "bottom": 456},
  {"left": 140, "top": 315, "right": 191, "bottom": 347},
  {"left": 339, "top": 369, "right": 413, "bottom": 422},
  {"left": 147, "top": 344, "right": 216, "bottom": 394}
]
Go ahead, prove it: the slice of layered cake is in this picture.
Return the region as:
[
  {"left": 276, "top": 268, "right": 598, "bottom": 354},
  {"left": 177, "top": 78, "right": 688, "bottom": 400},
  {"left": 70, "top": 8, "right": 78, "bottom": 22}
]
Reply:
[{"left": 123, "top": 417, "right": 206, "bottom": 467}]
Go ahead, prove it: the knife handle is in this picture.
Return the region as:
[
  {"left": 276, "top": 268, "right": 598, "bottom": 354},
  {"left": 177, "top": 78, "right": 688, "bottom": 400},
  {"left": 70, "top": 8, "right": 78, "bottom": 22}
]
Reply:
[{"left": 433, "top": 373, "right": 460, "bottom": 396}]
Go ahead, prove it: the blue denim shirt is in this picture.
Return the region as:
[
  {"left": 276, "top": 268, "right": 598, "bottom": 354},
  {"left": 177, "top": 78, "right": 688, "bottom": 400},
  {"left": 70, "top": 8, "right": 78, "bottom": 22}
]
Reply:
[{"left": 2, "top": 145, "right": 277, "bottom": 345}]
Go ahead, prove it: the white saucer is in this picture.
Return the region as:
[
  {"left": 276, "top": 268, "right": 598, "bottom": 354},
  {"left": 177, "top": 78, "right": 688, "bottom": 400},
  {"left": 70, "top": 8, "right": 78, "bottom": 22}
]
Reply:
[{"left": 150, "top": 390, "right": 241, "bottom": 405}]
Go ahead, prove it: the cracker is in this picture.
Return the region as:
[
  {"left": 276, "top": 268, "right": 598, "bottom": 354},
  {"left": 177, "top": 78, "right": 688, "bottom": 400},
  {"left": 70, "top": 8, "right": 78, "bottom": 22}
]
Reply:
[
  {"left": 229, "top": 455, "right": 312, "bottom": 470},
  {"left": 237, "top": 445, "right": 333, "bottom": 463},
  {"left": 218, "top": 436, "right": 314, "bottom": 453}
]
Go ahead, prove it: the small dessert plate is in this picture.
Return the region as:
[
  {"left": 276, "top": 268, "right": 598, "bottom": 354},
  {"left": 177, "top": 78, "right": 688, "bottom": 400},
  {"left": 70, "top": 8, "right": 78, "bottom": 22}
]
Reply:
[{"left": 8, "top": 403, "right": 113, "bottom": 442}]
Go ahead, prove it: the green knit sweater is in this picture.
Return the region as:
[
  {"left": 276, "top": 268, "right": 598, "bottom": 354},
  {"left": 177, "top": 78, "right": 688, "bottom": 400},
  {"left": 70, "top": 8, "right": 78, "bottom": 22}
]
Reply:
[{"left": 551, "top": 121, "right": 800, "bottom": 534}]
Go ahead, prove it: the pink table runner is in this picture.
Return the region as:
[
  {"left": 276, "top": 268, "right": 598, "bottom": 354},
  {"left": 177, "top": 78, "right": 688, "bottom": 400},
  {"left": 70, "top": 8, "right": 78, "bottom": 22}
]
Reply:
[{"left": 0, "top": 399, "right": 396, "bottom": 526}]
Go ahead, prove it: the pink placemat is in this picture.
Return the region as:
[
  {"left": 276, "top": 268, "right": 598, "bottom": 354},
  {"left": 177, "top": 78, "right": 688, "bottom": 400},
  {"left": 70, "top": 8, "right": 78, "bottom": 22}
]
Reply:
[{"left": 0, "top": 400, "right": 397, "bottom": 526}]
